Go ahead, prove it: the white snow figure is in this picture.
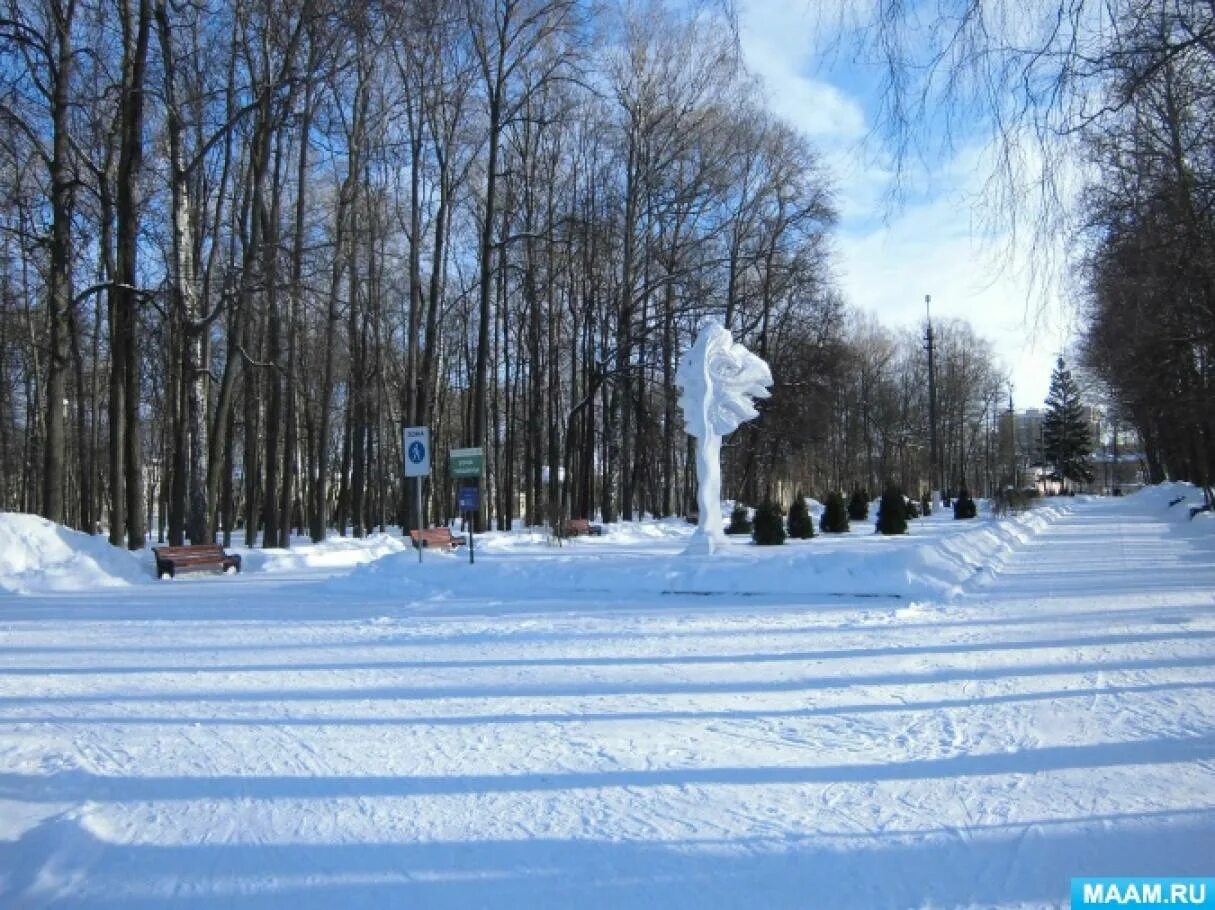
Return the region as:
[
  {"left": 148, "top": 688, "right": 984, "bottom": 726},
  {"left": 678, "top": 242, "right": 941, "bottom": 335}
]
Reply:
[{"left": 676, "top": 318, "right": 773, "bottom": 554}]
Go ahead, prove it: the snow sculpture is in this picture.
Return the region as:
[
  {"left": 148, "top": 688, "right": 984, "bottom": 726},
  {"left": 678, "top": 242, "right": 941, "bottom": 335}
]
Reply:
[{"left": 675, "top": 318, "right": 773, "bottom": 554}]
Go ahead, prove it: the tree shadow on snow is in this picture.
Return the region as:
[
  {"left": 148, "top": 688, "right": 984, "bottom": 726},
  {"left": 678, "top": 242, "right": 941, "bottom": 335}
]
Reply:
[
  {"left": 0, "top": 806, "right": 1211, "bottom": 909},
  {"left": 2, "top": 628, "right": 1211, "bottom": 677},
  {"left": 1, "top": 653, "right": 1211, "bottom": 710},
  {"left": 3, "top": 734, "right": 1214, "bottom": 804},
  {"left": 4, "top": 680, "right": 1213, "bottom": 731}
]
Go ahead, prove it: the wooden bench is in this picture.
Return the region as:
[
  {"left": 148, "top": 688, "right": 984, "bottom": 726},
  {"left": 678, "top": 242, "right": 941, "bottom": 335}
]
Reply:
[
  {"left": 563, "top": 518, "right": 603, "bottom": 537},
  {"left": 409, "top": 528, "right": 467, "bottom": 549},
  {"left": 153, "top": 544, "right": 241, "bottom": 579}
]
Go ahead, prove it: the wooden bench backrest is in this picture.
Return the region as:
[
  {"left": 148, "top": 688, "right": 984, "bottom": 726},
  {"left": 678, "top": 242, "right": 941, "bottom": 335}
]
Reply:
[
  {"left": 154, "top": 545, "right": 226, "bottom": 558},
  {"left": 410, "top": 528, "right": 454, "bottom": 542}
]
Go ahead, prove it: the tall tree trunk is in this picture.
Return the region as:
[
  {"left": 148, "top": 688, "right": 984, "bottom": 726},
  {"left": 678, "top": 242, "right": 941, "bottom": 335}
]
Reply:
[
  {"left": 104, "top": 0, "right": 152, "bottom": 547},
  {"left": 402, "top": 110, "right": 424, "bottom": 531},
  {"left": 221, "top": 406, "right": 235, "bottom": 547},
  {"left": 336, "top": 403, "right": 352, "bottom": 537},
  {"left": 616, "top": 133, "right": 640, "bottom": 521},
  {"left": 106, "top": 221, "right": 126, "bottom": 545},
  {"left": 545, "top": 219, "right": 562, "bottom": 531},
  {"left": 69, "top": 307, "right": 89, "bottom": 531},
  {"left": 42, "top": 0, "right": 78, "bottom": 525},
  {"left": 472, "top": 77, "right": 502, "bottom": 533},
  {"left": 525, "top": 227, "right": 542, "bottom": 525},
  {"left": 167, "top": 323, "right": 186, "bottom": 545},
  {"left": 312, "top": 57, "right": 367, "bottom": 542},
  {"left": 348, "top": 195, "right": 366, "bottom": 538},
  {"left": 243, "top": 316, "right": 261, "bottom": 547},
  {"left": 420, "top": 176, "right": 451, "bottom": 428},
  {"left": 0, "top": 245, "right": 13, "bottom": 510},
  {"left": 204, "top": 23, "right": 243, "bottom": 536},
  {"left": 156, "top": 0, "right": 209, "bottom": 543},
  {"left": 262, "top": 130, "right": 286, "bottom": 548},
  {"left": 661, "top": 269, "right": 676, "bottom": 517},
  {"left": 278, "top": 79, "right": 313, "bottom": 548}
]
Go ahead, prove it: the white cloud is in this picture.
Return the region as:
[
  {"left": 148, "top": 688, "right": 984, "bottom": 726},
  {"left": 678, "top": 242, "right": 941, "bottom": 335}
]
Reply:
[
  {"left": 739, "top": 1, "right": 866, "bottom": 143},
  {"left": 738, "top": 0, "right": 1072, "bottom": 405}
]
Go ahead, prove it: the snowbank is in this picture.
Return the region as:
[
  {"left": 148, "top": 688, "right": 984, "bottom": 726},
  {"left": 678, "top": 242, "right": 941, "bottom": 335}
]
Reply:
[
  {"left": 0, "top": 513, "right": 149, "bottom": 594},
  {"left": 1129, "top": 481, "right": 1215, "bottom": 542},
  {"left": 332, "top": 504, "right": 1074, "bottom": 603},
  {"left": 237, "top": 531, "right": 410, "bottom": 574},
  {"left": 1129, "top": 481, "right": 1201, "bottom": 511},
  {"left": 22, "top": 485, "right": 1185, "bottom": 600}
]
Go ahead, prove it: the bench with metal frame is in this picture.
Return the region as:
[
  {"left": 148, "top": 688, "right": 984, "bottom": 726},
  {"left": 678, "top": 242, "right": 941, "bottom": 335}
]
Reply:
[
  {"left": 153, "top": 544, "right": 241, "bottom": 579},
  {"left": 562, "top": 518, "right": 603, "bottom": 537},
  {"left": 409, "top": 528, "right": 467, "bottom": 549}
]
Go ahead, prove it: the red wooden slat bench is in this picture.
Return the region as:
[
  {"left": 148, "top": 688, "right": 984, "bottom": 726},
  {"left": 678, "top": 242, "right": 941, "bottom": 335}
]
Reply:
[
  {"left": 153, "top": 544, "right": 241, "bottom": 579},
  {"left": 563, "top": 518, "right": 603, "bottom": 537},
  {"left": 409, "top": 528, "right": 467, "bottom": 549}
]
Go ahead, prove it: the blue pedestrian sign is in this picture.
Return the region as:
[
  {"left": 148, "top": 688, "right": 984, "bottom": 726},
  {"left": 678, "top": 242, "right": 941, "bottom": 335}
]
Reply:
[{"left": 403, "top": 427, "right": 431, "bottom": 477}]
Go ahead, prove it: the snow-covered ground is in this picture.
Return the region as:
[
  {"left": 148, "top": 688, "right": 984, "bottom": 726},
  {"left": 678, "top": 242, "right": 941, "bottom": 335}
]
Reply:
[{"left": 0, "top": 487, "right": 1212, "bottom": 908}]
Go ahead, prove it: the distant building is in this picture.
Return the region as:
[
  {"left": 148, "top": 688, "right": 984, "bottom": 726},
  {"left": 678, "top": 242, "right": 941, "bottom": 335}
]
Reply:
[
  {"left": 998, "top": 409, "right": 1046, "bottom": 488},
  {"left": 998, "top": 406, "right": 1135, "bottom": 492},
  {"left": 1091, "top": 420, "right": 1147, "bottom": 493}
]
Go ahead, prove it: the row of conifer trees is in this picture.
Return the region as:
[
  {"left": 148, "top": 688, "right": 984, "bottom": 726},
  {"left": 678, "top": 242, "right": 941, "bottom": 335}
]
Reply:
[{"left": 726, "top": 487, "right": 980, "bottom": 545}]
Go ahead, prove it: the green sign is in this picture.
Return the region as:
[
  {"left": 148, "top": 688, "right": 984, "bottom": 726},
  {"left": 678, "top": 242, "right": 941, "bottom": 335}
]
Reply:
[{"left": 449, "top": 447, "right": 484, "bottom": 478}]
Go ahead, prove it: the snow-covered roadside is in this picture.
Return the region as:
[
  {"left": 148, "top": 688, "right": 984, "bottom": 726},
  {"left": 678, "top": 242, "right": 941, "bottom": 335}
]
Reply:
[
  {"left": 2, "top": 483, "right": 1206, "bottom": 602},
  {"left": 333, "top": 503, "right": 1076, "bottom": 603},
  {"left": 0, "top": 498, "right": 1078, "bottom": 602}
]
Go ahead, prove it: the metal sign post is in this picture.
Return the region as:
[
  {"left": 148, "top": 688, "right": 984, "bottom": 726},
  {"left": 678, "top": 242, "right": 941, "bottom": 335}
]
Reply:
[
  {"left": 404, "top": 427, "right": 431, "bottom": 564},
  {"left": 450, "top": 448, "right": 484, "bottom": 566},
  {"left": 458, "top": 484, "right": 480, "bottom": 564}
]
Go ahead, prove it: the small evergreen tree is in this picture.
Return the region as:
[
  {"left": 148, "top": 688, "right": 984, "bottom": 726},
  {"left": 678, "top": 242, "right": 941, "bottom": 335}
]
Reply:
[
  {"left": 1042, "top": 357, "right": 1095, "bottom": 490},
  {"left": 787, "top": 492, "right": 815, "bottom": 539},
  {"left": 954, "top": 488, "right": 977, "bottom": 519},
  {"left": 905, "top": 496, "right": 920, "bottom": 519},
  {"left": 848, "top": 489, "right": 869, "bottom": 521},
  {"left": 752, "top": 500, "right": 787, "bottom": 545},
  {"left": 726, "top": 503, "right": 752, "bottom": 535},
  {"left": 819, "top": 491, "right": 850, "bottom": 533},
  {"left": 920, "top": 491, "right": 932, "bottom": 516},
  {"left": 876, "top": 484, "right": 908, "bottom": 534}
]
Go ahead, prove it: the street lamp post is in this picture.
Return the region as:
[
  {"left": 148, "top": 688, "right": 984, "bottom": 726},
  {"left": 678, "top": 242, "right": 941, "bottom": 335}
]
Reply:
[{"left": 925, "top": 295, "right": 940, "bottom": 499}]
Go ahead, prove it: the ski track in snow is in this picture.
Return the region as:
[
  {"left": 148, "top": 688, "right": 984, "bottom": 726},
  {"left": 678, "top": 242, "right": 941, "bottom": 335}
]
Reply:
[{"left": 0, "top": 491, "right": 1213, "bottom": 908}]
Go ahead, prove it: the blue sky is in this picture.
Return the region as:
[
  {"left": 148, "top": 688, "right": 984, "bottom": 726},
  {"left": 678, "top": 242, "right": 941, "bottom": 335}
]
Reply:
[{"left": 738, "top": 0, "right": 1072, "bottom": 406}]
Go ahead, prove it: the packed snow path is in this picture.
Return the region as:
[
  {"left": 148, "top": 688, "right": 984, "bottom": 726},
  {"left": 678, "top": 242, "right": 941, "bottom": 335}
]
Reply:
[{"left": 1, "top": 493, "right": 1213, "bottom": 908}]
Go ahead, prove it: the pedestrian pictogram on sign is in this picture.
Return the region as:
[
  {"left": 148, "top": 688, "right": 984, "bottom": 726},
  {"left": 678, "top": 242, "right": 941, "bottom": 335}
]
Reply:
[{"left": 403, "top": 427, "right": 431, "bottom": 477}]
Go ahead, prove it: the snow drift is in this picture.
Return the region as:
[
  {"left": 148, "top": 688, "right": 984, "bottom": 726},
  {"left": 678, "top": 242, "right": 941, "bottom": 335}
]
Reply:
[
  {"left": 4, "top": 484, "right": 1202, "bottom": 600},
  {"left": 0, "top": 513, "right": 149, "bottom": 594},
  {"left": 1134, "top": 481, "right": 1215, "bottom": 542},
  {"left": 237, "top": 531, "right": 410, "bottom": 574}
]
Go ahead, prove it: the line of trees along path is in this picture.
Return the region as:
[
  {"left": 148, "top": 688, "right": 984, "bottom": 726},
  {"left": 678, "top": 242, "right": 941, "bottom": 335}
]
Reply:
[{"left": 1, "top": 0, "right": 1018, "bottom": 546}]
